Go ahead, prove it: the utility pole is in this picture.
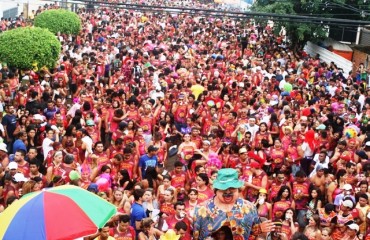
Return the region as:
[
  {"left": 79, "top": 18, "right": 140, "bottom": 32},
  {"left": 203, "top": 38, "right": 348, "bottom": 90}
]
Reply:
[
  {"left": 61, "top": 0, "right": 68, "bottom": 9},
  {"left": 23, "top": 1, "right": 29, "bottom": 19}
]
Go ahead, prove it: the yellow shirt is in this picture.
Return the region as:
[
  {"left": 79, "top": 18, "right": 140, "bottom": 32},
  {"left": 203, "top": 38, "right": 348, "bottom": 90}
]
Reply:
[{"left": 190, "top": 84, "right": 205, "bottom": 99}]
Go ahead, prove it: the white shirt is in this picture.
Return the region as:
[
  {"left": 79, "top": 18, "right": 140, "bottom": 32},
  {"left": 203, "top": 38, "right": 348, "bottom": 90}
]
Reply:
[
  {"left": 309, "top": 154, "right": 329, "bottom": 177},
  {"left": 301, "top": 142, "right": 314, "bottom": 157},
  {"left": 42, "top": 138, "right": 54, "bottom": 160},
  {"left": 279, "top": 79, "right": 287, "bottom": 90},
  {"left": 82, "top": 136, "right": 93, "bottom": 157},
  {"left": 245, "top": 124, "right": 259, "bottom": 141}
]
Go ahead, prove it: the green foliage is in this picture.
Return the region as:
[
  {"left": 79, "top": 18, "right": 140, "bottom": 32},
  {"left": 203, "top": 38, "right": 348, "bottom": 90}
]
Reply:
[
  {"left": 252, "top": 0, "right": 370, "bottom": 46},
  {"left": 0, "top": 27, "right": 61, "bottom": 70},
  {"left": 252, "top": 2, "right": 295, "bottom": 14},
  {"left": 34, "top": 9, "right": 81, "bottom": 35},
  {"left": 252, "top": 0, "right": 329, "bottom": 47}
]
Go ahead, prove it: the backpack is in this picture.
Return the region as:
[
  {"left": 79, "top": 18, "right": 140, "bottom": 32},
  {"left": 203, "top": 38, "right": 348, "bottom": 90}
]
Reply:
[
  {"left": 113, "top": 59, "right": 122, "bottom": 71},
  {"left": 132, "top": 65, "right": 142, "bottom": 83}
]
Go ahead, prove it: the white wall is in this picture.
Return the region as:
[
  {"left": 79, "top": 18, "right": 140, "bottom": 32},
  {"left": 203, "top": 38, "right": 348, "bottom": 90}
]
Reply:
[
  {"left": 304, "top": 41, "right": 353, "bottom": 76},
  {"left": 0, "top": 0, "right": 55, "bottom": 19}
]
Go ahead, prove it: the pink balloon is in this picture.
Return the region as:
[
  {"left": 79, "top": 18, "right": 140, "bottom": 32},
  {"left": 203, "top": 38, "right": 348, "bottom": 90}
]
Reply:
[
  {"left": 100, "top": 173, "right": 111, "bottom": 181},
  {"left": 96, "top": 178, "right": 109, "bottom": 192}
]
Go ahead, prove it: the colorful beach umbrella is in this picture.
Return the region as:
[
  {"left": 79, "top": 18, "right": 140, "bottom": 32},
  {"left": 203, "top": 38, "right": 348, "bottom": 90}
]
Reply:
[{"left": 0, "top": 185, "right": 117, "bottom": 240}]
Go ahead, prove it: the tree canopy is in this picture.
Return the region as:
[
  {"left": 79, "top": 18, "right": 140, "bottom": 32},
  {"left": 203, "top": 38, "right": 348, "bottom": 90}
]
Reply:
[
  {"left": 252, "top": 0, "right": 370, "bottom": 47},
  {"left": 0, "top": 27, "right": 61, "bottom": 70},
  {"left": 34, "top": 9, "right": 82, "bottom": 35}
]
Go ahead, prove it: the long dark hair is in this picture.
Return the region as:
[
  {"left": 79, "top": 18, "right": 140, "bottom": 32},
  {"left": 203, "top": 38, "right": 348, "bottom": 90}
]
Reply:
[
  {"left": 308, "top": 187, "right": 322, "bottom": 211},
  {"left": 275, "top": 186, "right": 291, "bottom": 202},
  {"left": 119, "top": 169, "right": 132, "bottom": 190}
]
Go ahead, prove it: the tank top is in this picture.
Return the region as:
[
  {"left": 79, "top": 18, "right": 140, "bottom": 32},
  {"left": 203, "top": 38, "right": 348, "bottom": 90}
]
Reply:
[
  {"left": 155, "top": 141, "right": 166, "bottom": 164},
  {"left": 111, "top": 226, "right": 135, "bottom": 240},
  {"left": 171, "top": 172, "right": 186, "bottom": 189},
  {"left": 272, "top": 199, "right": 291, "bottom": 219},
  {"left": 135, "top": 136, "right": 146, "bottom": 156},
  {"left": 258, "top": 203, "right": 269, "bottom": 218},
  {"left": 246, "top": 172, "right": 266, "bottom": 202},
  {"left": 181, "top": 145, "right": 195, "bottom": 162},
  {"left": 270, "top": 147, "right": 285, "bottom": 169},
  {"left": 318, "top": 208, "right": 336, "bottom": 225},
  {"left": 254, "top": 132, "right": 269, "bottom": 149},
  {"left": 140, "top": 114, "right": 153, "bottom": 133},
  {"left": 197, "top": 186, "right": 214, "bottom": 204},
  {"left": 96, "top": 152, "right": 110, "bottom": 168},
  {"left": 126, "top": 109, "right": 139, "bottom": 122}
]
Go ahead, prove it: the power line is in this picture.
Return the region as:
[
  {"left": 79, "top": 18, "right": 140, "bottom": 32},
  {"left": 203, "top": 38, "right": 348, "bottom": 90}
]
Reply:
[{"left": 58, "top": 0, "right": 370, "bottom": 27}]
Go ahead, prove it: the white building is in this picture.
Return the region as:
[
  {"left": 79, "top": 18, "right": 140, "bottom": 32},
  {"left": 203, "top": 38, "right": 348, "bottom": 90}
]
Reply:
[{"left": 0, "top": 0, "right": 55, "bottom": 19}]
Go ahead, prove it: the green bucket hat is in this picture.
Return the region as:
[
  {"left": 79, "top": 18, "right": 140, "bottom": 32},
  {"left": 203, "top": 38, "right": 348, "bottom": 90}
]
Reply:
[{"left": 213, "top": 168, "right": 244, "bottom": 190}]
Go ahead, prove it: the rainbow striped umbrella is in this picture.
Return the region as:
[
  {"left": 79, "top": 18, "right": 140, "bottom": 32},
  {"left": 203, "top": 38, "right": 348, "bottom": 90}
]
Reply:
[{"left": 0, "top": 185, "right": 116, "bottom": 240}]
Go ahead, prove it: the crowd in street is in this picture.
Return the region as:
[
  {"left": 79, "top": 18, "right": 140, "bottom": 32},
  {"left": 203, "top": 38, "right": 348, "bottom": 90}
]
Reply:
[{"left": 1, "top": 1, "right": 370, "bottom": 240}]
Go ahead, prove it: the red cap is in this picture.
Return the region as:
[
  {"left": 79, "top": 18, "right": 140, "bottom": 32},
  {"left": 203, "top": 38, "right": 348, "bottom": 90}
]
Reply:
[
  {"left": 247, "top": 152, "right": 266, "bottom": 166},
  {"left": 250, "top": 161, "right": 261, "bottom": 169}
]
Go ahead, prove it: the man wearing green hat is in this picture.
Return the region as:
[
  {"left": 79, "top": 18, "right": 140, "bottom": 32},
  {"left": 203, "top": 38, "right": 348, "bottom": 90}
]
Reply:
[{"left": 193, "top": 168, "right": 275, "bottom": 239}]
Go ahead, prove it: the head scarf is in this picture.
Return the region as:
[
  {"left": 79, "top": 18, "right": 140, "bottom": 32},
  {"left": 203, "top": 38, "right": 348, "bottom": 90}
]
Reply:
[{"left": 305, "top": 130, "right": 316, "bottom": 151}]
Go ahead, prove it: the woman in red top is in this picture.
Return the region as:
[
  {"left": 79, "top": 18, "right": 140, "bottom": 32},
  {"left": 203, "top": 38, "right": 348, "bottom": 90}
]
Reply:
[
  {"left": 269, "top": 139, "right": 286, "bottom": 173},
  {"left": 177, "top": 133, "right": 197, "bottom": 165},
  {"left": 160, "top": 188, "right": 176, "bottom": 217},
  {"left": 281, "top": 208, "right": 299, "bottom": 240},
  {"left": 134, "top": 128, "right": 146, "bottom": 157},
  {"left": 185, "top": 189, "right": 199, "bottom": 224},
  {"left": 46, "top": 151, "right": 64, "bottom": 184},
  {"left": 110, "top": 188, "right": 131, "bottom": 214},
  {"left": 254, "top": 122, "right": 273, "bottom": 149},
  {"left": 149, "top": 132, "right": 167, "bottom": 169},
  {"left": 272, "top": 186, "right": 296, "bottom": 220},
  {"left": 195, "top": 173, "right": 214, "bottom": 204}
]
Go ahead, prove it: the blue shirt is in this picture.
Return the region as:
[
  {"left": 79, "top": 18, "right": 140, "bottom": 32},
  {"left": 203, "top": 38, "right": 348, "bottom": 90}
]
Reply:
[
  {"left": 139, "top": 154, "right": 158, "bottom": 178},
  {"left": 13, "top": 139, "right": 27, "bottom": 154},
  {"left": 2, "top": 114, "right": 17, "bottom": 138},
  {"left": 130, "top": 202, "right": 146, "bottom": 231}
]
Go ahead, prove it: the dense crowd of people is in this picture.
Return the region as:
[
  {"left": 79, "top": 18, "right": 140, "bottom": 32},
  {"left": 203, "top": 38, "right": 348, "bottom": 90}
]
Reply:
[{"left": 1, "top": 1, "right": 370, "bottom": 240}]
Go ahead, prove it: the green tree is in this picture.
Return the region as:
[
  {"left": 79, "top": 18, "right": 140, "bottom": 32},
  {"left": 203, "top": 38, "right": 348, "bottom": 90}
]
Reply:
[
  {"left": 252, "top": 0, "right": 370, "bottom": 47},
  {"left": 34, "top": 9, "right": 81, "bottom": 35},
  {"left": 0, "top": 27, "right": 61, "bottom": 70}
]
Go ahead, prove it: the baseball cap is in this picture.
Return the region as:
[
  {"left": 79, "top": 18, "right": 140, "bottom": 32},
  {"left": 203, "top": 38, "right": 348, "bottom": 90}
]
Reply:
[
  {"left": 239, "top": 147, "right": 247, "bottom": 154},
  {"left": 356, "top": 150, "right": 368, "bottom": 160},
  {"left": 316, "top": 124, "right": 326, "bottom": 130},
  {"left": 13, "top": 173, "right": 28, "bottom": 182},
  {"left": 8, "top": 161, "right": 18, "bottom": 170},
  {"left": 316, "top": 164, "right": 325, "bottom": 171},
  {"left": 347, "top": 223, "right": 359, "bottom": 232},
  {"left": 33, "top": 114, "right": 45, "bottom": 122},
  {"left": 342, "top": 199, "right": 354, "bottom": 208},
  {"left": 86, "top": 119, "right": 95, "bottom": 126},
  {"left": 259, "top": 188, "right": 267, "bottom": 194},
  {"left": 87, "top": 183, "right": 98, "bottom": 193},
  {"left": 343, "top": 184, "right": 353, "bottom": 191},
  {"left": 148, "top": 145, "right": 159, "bottom": 152},
  {"left": 250, "top": 161, "right": 261, "bottom": 169},
  {"left": 0, "top": 143, "right": 8, "bottom": 152}
]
